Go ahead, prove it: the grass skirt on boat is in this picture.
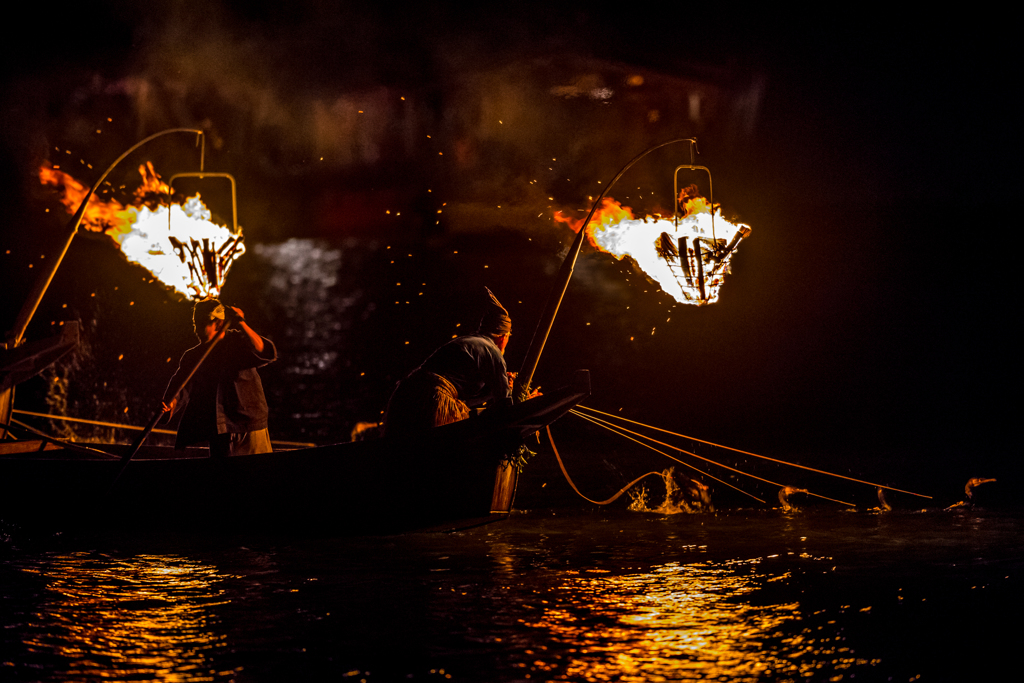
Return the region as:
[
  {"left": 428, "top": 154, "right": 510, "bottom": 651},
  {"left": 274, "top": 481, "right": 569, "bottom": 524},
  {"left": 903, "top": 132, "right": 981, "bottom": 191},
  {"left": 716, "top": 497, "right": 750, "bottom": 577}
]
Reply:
[{"left": 382, "top": 371, "right": 470, "bottom": 437}]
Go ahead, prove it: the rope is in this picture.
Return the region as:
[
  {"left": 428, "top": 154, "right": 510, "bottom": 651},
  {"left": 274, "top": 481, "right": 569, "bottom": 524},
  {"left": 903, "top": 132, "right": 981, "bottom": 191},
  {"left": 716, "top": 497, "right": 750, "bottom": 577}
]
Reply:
[
  {"left": 575, "top": 405, "right": 932, "bottom": 499},
  {"left": 570, "top": 411, "right": 765, "bottom": 503},
  {"left": 546, "top": 426, "right": 664, "bottom": 505},
  {"left": 570, "top": 410, "right": 854, "bottom": 507}
]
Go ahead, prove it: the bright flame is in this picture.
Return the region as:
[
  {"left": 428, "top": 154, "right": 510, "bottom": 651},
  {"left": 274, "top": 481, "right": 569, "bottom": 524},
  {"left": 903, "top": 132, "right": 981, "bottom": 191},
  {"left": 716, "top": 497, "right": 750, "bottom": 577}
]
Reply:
[
  {"left": 40, "top": 162, "right": 244, "bottom": 300},
  {"left": 555, "top": 193, "right": 750, "bottom": 305}
]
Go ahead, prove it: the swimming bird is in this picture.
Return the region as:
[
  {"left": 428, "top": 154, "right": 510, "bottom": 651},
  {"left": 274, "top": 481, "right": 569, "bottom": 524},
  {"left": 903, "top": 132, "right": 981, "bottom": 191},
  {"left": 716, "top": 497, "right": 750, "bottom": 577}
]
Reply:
[
  {"left": 683, "top": 478, "right": 713, "bottom": 512},
  {"left": 965, "top": 477, "right": 996, "bottom": 500},
  {"left": 656, "top": 469, "right": 713, "bottom": 513},
  {"left": 778, "top": 486, "right": 809, "bottom": 511},
  {"left": 945, "top": 477, "right": 997, "bottom": 510}
]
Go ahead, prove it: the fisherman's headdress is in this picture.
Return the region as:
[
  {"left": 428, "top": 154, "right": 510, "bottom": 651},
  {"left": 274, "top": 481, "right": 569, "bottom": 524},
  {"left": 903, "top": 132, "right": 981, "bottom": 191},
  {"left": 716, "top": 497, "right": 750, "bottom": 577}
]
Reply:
[
  {"left": 478, "top": 287, "right": 512, "bottom": 335},
  {"left": 193, "top": 298, "right": 225, "bottom": 334}
]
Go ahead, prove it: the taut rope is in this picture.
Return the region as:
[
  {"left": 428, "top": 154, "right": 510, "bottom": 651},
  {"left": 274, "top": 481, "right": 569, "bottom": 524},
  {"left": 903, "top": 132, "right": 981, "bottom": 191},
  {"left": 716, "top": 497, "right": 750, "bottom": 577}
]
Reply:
[
  {"left": 575, "top": 405, "right": 932, "bottom": 499},
  {"left": 570, "top": 410, "right": 855, "bottom": 507},
  {"left": 569, "top": 412, "right": 766, "bottom": 503}
]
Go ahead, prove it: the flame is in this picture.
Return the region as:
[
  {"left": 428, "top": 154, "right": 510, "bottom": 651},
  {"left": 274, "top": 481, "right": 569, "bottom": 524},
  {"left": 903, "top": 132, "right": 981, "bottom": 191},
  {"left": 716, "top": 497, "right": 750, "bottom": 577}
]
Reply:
[
  {"left": 554, "top": 194, "right": 750, "bottom": 305},
  {"left": 39, "top": 162, "right": 244, "bottom": 300}
]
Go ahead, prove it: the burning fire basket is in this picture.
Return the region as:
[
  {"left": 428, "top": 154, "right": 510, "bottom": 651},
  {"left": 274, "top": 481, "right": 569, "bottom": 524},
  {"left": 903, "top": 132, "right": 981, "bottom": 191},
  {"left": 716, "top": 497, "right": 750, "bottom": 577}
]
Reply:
[
  {"left": 2, "top": 128, "right": 244, "bottom": 440},
  {"left": 167, "top": 170, "right": 244, "bottom": 297},
  {"left": 663, "top": 140, "right": 751, "bottom": 305}
]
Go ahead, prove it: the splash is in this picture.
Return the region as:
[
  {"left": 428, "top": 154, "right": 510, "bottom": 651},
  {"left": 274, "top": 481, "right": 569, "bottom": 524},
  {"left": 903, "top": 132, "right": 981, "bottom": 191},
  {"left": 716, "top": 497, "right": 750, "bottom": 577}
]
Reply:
[
  {"left": 627, "top": 485, "right": 650, "bottom": 512},
  {"left": 629, "top": 468, "right": 713, "bottom": 514},
  {"left": 40, "top": 162, "right": 244, "bottom": 299},
  {"left": 554, "top": 192, "right": 750, "bottom": 305}
]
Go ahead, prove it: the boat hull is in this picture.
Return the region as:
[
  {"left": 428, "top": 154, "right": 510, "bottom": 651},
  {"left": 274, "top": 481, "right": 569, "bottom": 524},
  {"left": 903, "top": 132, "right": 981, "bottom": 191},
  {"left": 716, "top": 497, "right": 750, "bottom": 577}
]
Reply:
[{"left": 0, "top": 370, "right": 590, "bottom": 535}]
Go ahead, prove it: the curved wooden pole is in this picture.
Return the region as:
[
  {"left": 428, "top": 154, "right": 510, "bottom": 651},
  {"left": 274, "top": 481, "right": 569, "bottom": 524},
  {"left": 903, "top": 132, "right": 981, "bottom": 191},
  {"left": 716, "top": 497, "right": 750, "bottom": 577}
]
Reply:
[
  {"left": 514, "top": 138, "right": 696, "bottom": 400},
  {"left": 7, "top": 128, "right": 205, "bottom": 348}
]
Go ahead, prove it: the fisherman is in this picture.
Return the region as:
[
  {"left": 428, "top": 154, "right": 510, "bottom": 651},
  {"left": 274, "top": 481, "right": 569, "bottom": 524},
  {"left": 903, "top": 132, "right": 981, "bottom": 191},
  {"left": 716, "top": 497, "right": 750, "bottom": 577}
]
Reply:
[
  {"left": 383, "top": 287, "right": 517, "bottom": 437},
  {"left": 161, "top": 299, "right": 277, "bottom": 457}
]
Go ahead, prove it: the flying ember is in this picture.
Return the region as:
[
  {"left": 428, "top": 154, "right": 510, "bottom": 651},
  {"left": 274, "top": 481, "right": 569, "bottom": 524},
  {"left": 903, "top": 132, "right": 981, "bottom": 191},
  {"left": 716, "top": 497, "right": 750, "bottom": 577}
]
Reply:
[
  {"left": 555, "top": 191, "right": 751, "bottom": 305},
  {"left": 39, "top": 162, "right": 244, "bottom": 300}
]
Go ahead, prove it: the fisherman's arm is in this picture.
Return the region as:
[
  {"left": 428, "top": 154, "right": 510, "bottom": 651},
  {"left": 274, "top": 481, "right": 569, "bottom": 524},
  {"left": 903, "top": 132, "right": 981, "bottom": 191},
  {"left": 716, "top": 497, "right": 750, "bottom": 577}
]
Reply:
[
  {"left": 485, "top": 351, "right": 512, "bottom": 403},
  {"left": 508, "top": 371, "right": 541, "bottom": 400},
  {"left": 227, "top": 307, "right": 265, "bottom": 354},
  {"left": 161, "top": 351, "right": 194, "bottom": 415},
  {"left": 226, "top": 306, "right": 277, "bottom": 363}
]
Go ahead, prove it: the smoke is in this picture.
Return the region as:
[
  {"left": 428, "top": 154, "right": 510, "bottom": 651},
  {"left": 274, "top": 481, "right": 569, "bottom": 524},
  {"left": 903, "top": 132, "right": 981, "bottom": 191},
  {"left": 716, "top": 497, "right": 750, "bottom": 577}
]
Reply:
[{"left": 6, "top": 2, "right": 764, "bottom": 241}]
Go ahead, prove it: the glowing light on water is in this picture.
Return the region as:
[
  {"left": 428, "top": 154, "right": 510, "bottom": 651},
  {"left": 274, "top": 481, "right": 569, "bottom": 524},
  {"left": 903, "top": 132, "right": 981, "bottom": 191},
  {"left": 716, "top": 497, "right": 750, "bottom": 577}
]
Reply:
[
  {"left": 519, "top": 560, "right": 877, "bottom": 681},
  {"left": 16, "top": 552, "right": 233, "bottom": 682}
]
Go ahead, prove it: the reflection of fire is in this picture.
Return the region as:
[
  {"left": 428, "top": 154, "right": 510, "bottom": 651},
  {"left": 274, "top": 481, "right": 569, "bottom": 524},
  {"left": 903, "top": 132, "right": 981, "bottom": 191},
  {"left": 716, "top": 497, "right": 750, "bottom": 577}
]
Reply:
[
  {"left": 516, "top": 560, "right": 849, "bottom": 680},
  {"left": 555, "top": 193, "right": 750, "bottom": 305},
  {"left": 23, "top": 552, "right": 227, "bottom": 680},
  {"left": 40, "top": 162, "right": 244, "bottom": 300}
]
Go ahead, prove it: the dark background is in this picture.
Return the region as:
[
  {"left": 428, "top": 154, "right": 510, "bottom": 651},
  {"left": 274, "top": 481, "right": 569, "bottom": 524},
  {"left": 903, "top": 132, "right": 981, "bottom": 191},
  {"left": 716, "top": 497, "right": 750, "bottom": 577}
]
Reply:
[{"left": 1, "top": 4, "right": 1013, "bottom": 507}]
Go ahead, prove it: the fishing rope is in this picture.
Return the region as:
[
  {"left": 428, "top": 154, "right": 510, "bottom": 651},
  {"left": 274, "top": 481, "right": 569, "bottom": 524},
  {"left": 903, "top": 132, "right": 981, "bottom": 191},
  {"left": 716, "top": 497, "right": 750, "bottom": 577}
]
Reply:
[
  {"left": 571, "top": 410, "right": 854, "bottom": 507},
  {"left": 575, "top": 404, "right": 932, "bottom": 499},
  {"left": 569, "top": 411, "right": 765, "bottom": 503},
  {"left": 545, "top": 426, "right": 663, "bottom": 505}
]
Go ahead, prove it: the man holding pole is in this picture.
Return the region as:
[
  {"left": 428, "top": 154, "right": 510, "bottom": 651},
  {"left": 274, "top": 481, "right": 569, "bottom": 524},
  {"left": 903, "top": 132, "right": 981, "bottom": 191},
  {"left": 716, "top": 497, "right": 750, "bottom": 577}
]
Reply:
[{"left": 162, "top": 299, "right": 277, "bottom": 457}]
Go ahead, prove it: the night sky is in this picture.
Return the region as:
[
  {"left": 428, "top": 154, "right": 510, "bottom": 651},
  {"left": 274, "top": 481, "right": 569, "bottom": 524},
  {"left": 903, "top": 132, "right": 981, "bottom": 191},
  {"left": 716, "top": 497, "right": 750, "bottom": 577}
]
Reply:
[{"left": 1, "top": 4, "right": 1014, "bottom": 506}]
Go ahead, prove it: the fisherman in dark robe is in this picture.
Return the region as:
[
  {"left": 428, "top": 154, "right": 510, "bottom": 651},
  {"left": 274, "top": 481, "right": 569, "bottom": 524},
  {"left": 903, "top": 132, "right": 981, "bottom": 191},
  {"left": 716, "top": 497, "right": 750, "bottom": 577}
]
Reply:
[
  {"left": 162, "top": 299, "right": 277, "bottom": 457},
  {"left": 383, "top": 288, "right": 514, "bottom": 437}
]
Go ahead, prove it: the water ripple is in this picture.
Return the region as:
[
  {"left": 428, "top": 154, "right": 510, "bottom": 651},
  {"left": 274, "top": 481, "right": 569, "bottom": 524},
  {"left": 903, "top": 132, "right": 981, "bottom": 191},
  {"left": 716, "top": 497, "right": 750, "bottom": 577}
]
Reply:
[{"left": 14, "top": 552, "right": 234, "bottom": 682}]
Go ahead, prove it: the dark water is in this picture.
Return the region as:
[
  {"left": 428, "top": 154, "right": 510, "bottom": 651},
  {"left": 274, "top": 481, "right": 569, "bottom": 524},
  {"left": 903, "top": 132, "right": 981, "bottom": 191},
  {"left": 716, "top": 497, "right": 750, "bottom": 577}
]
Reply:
[{"left": 2, "top": 503, "right": 1020, "bottom": 682}]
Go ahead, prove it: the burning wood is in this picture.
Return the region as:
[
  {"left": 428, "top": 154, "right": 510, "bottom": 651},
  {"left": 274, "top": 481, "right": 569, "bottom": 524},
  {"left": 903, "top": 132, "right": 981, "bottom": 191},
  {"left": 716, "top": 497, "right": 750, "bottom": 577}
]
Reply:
[
  {"left": 554, "top": 193, "right": 750, "bottom": 305},
  {"left": 39, "top": 162, "right": 244, "bottom": 300}
]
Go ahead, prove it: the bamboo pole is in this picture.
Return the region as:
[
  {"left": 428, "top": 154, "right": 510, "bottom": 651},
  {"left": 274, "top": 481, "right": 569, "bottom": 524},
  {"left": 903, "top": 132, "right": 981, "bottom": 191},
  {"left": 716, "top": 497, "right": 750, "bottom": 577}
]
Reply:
[
  {"left": 2, "top": 129, "right": 204, "bottom": 440},
  {"left": 7, "top": 129, "right": 204, "bottom": 349},
  {"left": 11, "top": 409, "right": 315, "bottom": 448},
  {"left": 514, "top": 138, "right": 697, "bottom": 399}
]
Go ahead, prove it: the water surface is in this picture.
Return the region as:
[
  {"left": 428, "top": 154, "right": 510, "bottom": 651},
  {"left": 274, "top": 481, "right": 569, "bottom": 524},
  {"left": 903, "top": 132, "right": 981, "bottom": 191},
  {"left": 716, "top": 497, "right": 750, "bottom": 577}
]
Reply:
[{"left": 3, "top": 506, "right": 1019, "bottom": 681}]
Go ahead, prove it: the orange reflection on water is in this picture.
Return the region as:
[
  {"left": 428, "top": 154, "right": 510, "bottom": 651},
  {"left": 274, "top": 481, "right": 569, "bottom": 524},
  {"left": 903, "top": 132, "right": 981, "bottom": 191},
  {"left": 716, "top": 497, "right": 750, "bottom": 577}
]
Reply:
[
  {"left": 520, "top": 560, "right": 874, "bottom": 681},
  {"left": 20, "top": 552, "right": 234, "bottom": 682}
]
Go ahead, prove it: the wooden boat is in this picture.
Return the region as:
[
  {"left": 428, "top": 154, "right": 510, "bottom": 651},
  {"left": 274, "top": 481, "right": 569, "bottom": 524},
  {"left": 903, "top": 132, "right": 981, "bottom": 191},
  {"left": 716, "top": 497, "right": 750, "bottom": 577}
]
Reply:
[{"left": 0, "top": 370, "right": 590, "bottom": 535}]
